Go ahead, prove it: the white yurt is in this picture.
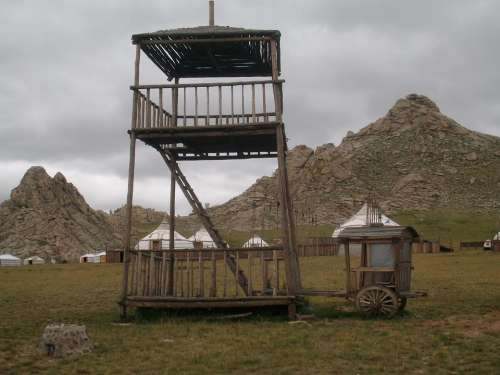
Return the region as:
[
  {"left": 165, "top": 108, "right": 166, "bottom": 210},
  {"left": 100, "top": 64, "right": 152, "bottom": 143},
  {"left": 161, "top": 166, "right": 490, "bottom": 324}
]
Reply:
[
  {"left": 243, "top": 234, "right": 269, "bottom": 248},
  {"left": 332, "top": 203, "right": 399, "bottom": 238},
  {"left": 136, "top": 219, "right": 194, "bottom": 250},
  {"left": 80, "top": 253, "right": 100, "bottom": 263},
  {"left": 0, "top": 254, "right": 22, "bottom": 267},
  {"left": 332, "top": 203, "right": 400, "bottom": 256},
  {"left": 23, "top": 256, "right": 45, "bottom": 265},
  {"left": 188, "top": 228, "right": 217, "bottom": 248}
]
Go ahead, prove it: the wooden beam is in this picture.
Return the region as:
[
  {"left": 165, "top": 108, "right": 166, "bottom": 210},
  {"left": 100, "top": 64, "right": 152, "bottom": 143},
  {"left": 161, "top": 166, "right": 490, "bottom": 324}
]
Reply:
[
  {"left": 167, "top": 77, "right": 179, "bottom": 295},
  {"left": 120, "top": 44, "right": 141, "bottom": 319},
  {"left": 136, "top": 36, "right": 272, "bottom": 45},
  {"left": 124, "top": 296, "right": 293, "bottom": 309},
  {"left": 270, "top": 39, "right": 300, "bottom": 295},
  {"left": 131, "top": 79, "right": 284, "bottom": 90}
]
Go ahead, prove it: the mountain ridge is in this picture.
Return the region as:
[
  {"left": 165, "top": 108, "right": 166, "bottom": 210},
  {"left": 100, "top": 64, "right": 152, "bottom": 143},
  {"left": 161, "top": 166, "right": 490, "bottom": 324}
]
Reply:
[{"left": 1, "top": 94, "right": 499, "bottom": 259}]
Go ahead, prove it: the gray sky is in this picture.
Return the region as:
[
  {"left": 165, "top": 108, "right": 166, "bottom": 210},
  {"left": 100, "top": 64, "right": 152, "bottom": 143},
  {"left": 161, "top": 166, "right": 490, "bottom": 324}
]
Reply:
[{"left": 1, "top": 0, "right": 499, "bottom": 214}]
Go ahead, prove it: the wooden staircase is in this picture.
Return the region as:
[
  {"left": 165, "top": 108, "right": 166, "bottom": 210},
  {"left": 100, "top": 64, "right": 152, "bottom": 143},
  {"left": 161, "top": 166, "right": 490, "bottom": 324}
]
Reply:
[{"left": 157, "top": 147, "right": 249, "bottom": 294}]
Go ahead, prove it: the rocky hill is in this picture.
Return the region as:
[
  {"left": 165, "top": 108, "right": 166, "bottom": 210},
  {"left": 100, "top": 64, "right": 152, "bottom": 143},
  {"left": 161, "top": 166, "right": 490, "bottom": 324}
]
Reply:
[
  {"left": 107, "top": 205, "right": 167, "bottom": 246},
  {"left": 192, "top": 94, "right": 500, "bottom": 230},
  {"left": 1, "top": 94, "right": 499, "bottom": 259},
  {"left": 0, "top": 167, "right": 119, "bottom": 261}
]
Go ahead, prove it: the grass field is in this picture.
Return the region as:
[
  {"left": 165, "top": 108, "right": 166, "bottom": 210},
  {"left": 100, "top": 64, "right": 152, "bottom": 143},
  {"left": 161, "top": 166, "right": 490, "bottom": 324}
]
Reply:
[{"left": 1, "top": 251, "right": 499, "bottom": 374}]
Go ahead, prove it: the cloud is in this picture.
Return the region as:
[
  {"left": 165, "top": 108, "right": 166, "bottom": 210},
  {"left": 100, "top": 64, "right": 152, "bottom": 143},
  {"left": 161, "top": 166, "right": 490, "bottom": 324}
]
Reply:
[{"left": 1, "top": 0, "right": 499, "bottom": 213}]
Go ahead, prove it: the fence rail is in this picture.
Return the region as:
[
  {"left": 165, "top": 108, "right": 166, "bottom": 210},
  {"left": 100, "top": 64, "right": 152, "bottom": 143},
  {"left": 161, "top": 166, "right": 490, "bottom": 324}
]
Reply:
[
  {"left": 127, "top": 247, "right": 287, "bottom": 299},
  {"left": 131, "top": 80, "right": 283, "bottom": 129},
  {"left": 297, "top": 237, "right": 338, "bottom": 257}
]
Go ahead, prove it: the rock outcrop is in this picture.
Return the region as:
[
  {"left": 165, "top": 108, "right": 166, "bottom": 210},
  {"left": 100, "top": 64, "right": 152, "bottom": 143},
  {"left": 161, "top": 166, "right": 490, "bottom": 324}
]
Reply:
[
  {"left": 39, "top": 324, "right": 92, "bottom": 357},
  {"left": 0, "top": 167, "right": 118, "bottom": 261},
  {"left": 187, "top": 94, "right": 500, "bottom": 230}
]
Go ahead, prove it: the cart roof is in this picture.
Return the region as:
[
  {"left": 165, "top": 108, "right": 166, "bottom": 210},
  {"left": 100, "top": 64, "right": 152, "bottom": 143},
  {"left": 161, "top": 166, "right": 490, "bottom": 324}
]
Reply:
[
  {"left": 336, "top": 225, "right": 419, "bottom": 241},
  {"left": 132, "top": 25, "right": 281, "bottom": 80}
]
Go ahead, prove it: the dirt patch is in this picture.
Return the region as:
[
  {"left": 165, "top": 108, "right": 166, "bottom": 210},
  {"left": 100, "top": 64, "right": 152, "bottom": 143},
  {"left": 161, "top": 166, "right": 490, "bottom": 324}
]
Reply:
[{"left": 424, "top": 310, "right": 500, "bottom": 337}]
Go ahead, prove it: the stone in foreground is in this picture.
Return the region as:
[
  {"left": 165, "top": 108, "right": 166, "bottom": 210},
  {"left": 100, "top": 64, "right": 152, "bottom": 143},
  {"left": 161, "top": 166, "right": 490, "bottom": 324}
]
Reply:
[{"left": 39, "top": 323, "right": 92, "bottom": 357}]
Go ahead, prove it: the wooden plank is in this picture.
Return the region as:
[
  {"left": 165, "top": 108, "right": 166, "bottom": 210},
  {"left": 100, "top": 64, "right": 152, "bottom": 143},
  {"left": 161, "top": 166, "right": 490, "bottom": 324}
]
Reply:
[
  {"left": 149, "top": 251, "right": 155, "bottom": 295},
  {"left": 231, "top": 85, "right": 234, "bottom": 124},
  {"left": 247, "top": 252, "right": 253, "bottom": 296},
  {"left": 194, "top": 86, "right": 198, "bottom": 126},
  {"left": 251, "top": 83, "right": 256, "bottom": 123},
  {"left": 273, "top": 250, "right": 279, "bottom": 296},
  {"left": 262, "top": 83, "right": 268, "bottom": 121},
  {"left": 198, "top": 250, "right": 204, "bottom": 297},
  {"left": 261, "top": 251, "right": 267, "bottom": 291},
  {"left": 298, "top": 289, "right": 347, "bottom": 297},
  {"left": 125, "top": 297, "right": 293, "bottom": 309},
  {"left": 210, "top": 250, "right": 216, "bottom": 297},
  {"left": 186, "top": 252, "right": 191, "bottom": 297},
  {"left": 270, "top": 38, "right": 299, "bottom": 295},
  {"left": 120, "top": 44, "right": 141, "bottom": 318},
  {"left": 131, "top": 79, "right": 284, "bottom": 90},
  {"left": 206, "top": 86, "right": 210, "bottom": 125},
  {"left": 218, "top": 85, "right": 222, "bottom": 125},
  {"left": 136, "top": 36, "right": 272, "bottom": 45},
  {"left": 235, "top": 251, "right": 240, "bottom": 296},
  {"left": 344, "top": 241, "right": 352, "bottom": 295},
  {"left": 223, "top": 251, "right": 228, "bottom": 297}
]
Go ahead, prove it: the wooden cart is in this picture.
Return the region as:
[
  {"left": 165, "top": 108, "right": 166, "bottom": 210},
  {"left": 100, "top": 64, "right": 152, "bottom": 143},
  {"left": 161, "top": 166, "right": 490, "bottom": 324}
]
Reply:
[
  {"left": 300, "top": 224, "right": 427, "bottom": 317},
  {"left": 338, "top": 225, "right": 427, "bottom": 317}
]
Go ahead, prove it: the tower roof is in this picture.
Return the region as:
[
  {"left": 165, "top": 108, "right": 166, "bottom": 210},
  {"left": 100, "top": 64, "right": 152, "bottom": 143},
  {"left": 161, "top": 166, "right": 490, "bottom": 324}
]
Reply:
[{"left": 132, "top": 25, "right": 281, "bottom": 80}]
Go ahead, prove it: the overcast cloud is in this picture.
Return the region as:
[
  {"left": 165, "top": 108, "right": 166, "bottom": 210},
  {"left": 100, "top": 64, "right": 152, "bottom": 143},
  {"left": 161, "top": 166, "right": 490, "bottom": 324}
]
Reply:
[{"left": 1, "top": 0, "right": 499, "bottom": 214}]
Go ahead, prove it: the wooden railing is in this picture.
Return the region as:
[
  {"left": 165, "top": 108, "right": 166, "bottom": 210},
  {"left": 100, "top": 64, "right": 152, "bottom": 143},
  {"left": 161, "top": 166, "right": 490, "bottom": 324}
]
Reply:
[
  {"left": 126, "top": 247, "right": 287, "bottom": 298},
  {"left": 131, "top": 80, "right": 283, "bottom": 129}
]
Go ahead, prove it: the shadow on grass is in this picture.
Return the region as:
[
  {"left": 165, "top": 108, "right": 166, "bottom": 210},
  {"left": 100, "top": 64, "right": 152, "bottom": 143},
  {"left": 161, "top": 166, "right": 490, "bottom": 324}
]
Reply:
[
  {"left": 128, "top": 298, "right": 413, "bottom": 324},
  {"left": 300, "top": 297, "right": 414, "bottom": 321},
  {"left": 133, "top": 305, "right": 291, "bottom": 324}
]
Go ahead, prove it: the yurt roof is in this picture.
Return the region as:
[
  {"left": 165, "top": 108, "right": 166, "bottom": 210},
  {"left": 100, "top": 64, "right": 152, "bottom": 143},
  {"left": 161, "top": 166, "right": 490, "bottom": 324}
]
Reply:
[
  {"left": 80, "top": 253, "right": 96, "bottom": 258},
  {"left": 141, "top": 219, "right": 189, "bottom": 241},
  {"left": 332, "top": 203, "right": 399, "bottom": 238},
  {"left": 189, "top": 228, "right": 215, "bottom": 242},
  {"left": 0, "top": 254, "right": 21, "bottom": 260},
  {"left": 243, "top": 234, "right": 269, "bottom": 247}
]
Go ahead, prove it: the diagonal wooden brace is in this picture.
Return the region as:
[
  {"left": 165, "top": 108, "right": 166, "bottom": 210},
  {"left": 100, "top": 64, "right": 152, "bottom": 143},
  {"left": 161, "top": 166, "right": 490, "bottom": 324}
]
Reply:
[{"left": 157, "top": 148, "right": 249, "bottom": 295}]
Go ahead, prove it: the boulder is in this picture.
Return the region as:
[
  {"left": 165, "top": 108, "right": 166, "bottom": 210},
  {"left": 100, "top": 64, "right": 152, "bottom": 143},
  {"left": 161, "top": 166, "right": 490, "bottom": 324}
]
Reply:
[{"left": 39, "top": 323, "right": 92, "bottom": 357}]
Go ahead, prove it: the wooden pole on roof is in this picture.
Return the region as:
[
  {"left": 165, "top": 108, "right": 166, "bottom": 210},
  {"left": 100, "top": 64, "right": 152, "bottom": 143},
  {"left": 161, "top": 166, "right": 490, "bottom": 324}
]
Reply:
[
  {"left": 120, "top": 44, "right": 141, "bottom": 319},
  {"left": 209, "top": 0, "right": 215, "bottom": 26}
]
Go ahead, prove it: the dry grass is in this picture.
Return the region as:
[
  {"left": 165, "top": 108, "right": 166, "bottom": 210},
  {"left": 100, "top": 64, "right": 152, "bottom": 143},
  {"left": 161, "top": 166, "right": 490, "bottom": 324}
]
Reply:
[{"left": 1, "top": 251, "right": 499, "bottom": 374}]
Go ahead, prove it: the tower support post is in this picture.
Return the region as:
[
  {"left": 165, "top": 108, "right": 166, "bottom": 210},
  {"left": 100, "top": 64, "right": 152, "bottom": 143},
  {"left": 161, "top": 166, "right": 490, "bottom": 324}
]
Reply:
[
  {"left": 167, "top": 77, "right": 179, "bottom": 295},
  {"left": 120, "top": 44, "right": 140, "bottom": 319},
  {"left": 270, "top": 39, "right": 301, "bottom": 298}
]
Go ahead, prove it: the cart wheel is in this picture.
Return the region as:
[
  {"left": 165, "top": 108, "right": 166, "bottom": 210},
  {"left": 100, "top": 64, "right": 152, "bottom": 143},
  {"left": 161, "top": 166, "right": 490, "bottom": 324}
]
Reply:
[
  {"left": 398, "top": 296, "right": 407, "bottom": 312},
  {"left": 356, "top": 286, "right": 398, "bottom": 318}
]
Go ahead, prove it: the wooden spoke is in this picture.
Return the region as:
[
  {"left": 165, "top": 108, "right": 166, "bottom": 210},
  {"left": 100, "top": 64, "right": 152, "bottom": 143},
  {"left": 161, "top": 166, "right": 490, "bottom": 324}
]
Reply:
[{"left": 355, "top": 286, "right": 398, "bottom": 318}]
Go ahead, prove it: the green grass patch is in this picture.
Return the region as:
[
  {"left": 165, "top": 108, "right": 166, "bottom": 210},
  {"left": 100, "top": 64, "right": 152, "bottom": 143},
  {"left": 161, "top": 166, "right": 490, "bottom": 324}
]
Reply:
[{"left": 1, "top": 251, "right": 500, "bottom": 373}]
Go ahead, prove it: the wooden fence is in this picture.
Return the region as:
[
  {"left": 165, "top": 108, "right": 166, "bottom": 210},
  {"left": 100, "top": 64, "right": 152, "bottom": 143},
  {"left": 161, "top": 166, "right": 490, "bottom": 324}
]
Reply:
[
  {"left": 411, "top": 241, "right": 454, "bottom": 253},
  {"left": 297, "top": 237, "right": 338, "bottom": 257},
  {"left": 126, "top": 248, "right": 288, "bottom": 299}
]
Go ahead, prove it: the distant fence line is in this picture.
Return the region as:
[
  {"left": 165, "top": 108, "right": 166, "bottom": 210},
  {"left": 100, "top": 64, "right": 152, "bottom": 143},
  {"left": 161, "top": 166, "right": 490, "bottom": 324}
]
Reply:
[
  {"left": 297, "top": 237, "right": 338, "bottom": 257},
  {"left": 107, "top": 237, "right": 462, "bottom": 263},
  {"left": 459, "top": 241, "right": 484, "bottom": 249}
]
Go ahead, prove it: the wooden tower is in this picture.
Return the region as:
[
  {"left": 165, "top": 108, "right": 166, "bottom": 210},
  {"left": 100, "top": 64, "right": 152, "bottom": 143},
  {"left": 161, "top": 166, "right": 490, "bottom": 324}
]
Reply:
[{"left": 120, "top": 2, "right": 300, "bottom": 318}]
